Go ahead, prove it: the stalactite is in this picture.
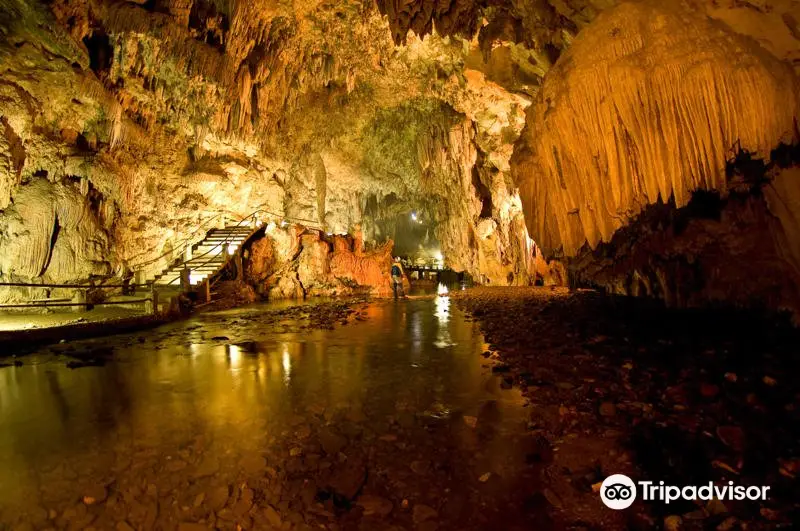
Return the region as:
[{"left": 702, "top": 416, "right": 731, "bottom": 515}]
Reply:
[{"left": 512, "top": 0, "right": 799, "bottom": 258}]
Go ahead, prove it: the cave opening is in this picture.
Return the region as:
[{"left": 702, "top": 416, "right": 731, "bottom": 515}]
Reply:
[{"left": 82, "top": 31, "right": 113, "bottom": 77}]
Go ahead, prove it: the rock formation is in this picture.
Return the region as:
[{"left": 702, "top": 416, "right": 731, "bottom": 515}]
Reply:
[
  {"left": 243, "top": 225, "right": 393, "bottom": 299},
  {"left": 512, "top": 0, "right": 800, "bottom": 313},
  {"left": 0, "top": 0, "right": 565, "bottom": 301},
  {"left": 2, "top": 0, "right": 800, "bottom": 309}
]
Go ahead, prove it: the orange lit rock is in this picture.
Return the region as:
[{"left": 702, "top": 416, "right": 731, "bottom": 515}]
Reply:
[{"left": 512, "top": 0, "right": 799, "bottom": 258}]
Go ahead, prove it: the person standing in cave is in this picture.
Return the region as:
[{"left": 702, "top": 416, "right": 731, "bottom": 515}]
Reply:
[{"left": 391, "top": 258, "right": 407, "bottom": 299}]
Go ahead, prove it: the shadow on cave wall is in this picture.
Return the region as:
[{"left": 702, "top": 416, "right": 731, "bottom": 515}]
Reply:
[{"left": 567, "top": 143, "right": 800, "bottom": 314}]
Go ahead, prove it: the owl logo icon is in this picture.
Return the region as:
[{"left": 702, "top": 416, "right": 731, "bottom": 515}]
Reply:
[{"left": 600, "top": 474, "right": 637, "bottom": 509}]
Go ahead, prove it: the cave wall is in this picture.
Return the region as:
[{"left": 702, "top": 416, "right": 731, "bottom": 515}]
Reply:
[
  {"left": 1, "top": 0, "right": 557, "bottom": 297},
  {"left": 6, "top": 0, "right": 796, "bottom": 304},
  {"left": 511, "top": 0, "right": 800, "bottom": 312}
]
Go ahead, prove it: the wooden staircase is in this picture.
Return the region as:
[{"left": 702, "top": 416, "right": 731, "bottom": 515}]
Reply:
[{"left": 150, "top": 225, "right": 255, "bottom": 287}]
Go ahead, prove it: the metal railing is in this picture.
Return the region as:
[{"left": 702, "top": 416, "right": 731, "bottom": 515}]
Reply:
[
  {"left": 0, "top": 207, "right": 323, "bottom": 315},
  {"left": 0, "top": 282, "right": 159, "bottom": 313},
  {"left": 160, "top": 208, "right": 267, "bottom": 286}
]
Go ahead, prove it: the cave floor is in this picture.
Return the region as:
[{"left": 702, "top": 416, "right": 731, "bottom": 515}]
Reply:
[
  {"left": 453, "top": 287, "right": 800, "bottom": 529},
  {"left": 0, "top": 296, "right": 549, "bottom": 531},
  {"left": 2, "top": 290, "right": 798, "bottom": 531}
]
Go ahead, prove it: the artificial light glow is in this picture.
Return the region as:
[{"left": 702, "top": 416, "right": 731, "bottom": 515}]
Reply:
[
  {"left": 228, "top": 344, "right": 242, "bottom": 368},
  {"left": 265, "top": 221, "right": 277, "bottom": 233},
  {"left": 437, "top": 283, "right": 449, "bottom": 296},
  {"left": 281, "top": 345, "right": 292, "bottom": 385},
  {"left": 227, "top": 244, "right": 236, "bottom": 255},
  {"left": 411, "top": 212, "right": 418, "bottom": 221},
  {"left": 189, "top": 270, "right": 203, "bottom": 285},
  {"left": 433, "top": 251, "right": 443, "bottom": 262},
  {"left": 281, "top": 220, "right": 288, "bottom": 227}
]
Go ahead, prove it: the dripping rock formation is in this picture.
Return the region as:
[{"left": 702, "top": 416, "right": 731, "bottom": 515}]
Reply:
[
  {"left": 512, "top": 0, "right": 800, "bottom": 314},
  {"left": 1, "top": 0, "right": 800, "bottom": 311}
]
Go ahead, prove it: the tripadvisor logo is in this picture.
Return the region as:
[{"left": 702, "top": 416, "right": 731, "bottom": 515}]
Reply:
[
  {"left": 601, "top": 474, "right": 637, "bottom": 509},
  {"left": 600, "top": 474, "right": 771, "bottom": 510}
]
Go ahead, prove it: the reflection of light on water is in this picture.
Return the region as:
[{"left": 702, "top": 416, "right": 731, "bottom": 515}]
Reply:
[
  {"left": 435, "top": 295, "right": 449, "bottom": 322},
  {"left": 282, "top": 344, "right": 291, "bottom": 386},
  {"left": 434, "top": 295, "right": 454, "bottom": 348},
  {"left": 411, "top": 310, "right": 422, "bottom": 355},
  {"left": 227, "top": 344, "right": 242, "bottom": 368},
  {"left": 437, "top": 283, "right": 449, "bottom": 295}
]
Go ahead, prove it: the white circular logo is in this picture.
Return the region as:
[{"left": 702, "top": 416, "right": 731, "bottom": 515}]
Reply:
[{"left": 600, "top": 474, "right": 636, "bottom": 510}]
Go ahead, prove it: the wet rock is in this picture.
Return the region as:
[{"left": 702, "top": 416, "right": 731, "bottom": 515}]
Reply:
[
  {"left": 239, "top": 454, "right": 266, "bottom": 474},
  {"left": 116, "top": 522, "right": 135, "bottom": 531},
  {"left": 543, "top": 488, "right": 563, "bottom": 508},
  {"left": 462, "top": 415, "right": 478, "bottom": 428},
  {"left": 664, "top": 515, "right": 682, "bottom": 531},
  {"left": 207, "top": 485, "right": 230, "bottom": 511},
  {"left": 192, "top": 493, "right": 205, "bottom": 508},
  {"left": 706, "top": 498, "right": 728, "bottom": 515},
  {"left": 357, "top": 495, "right": 393, "bottom": 517},
  {"left": 82, "top": 484, "right": 107, "bottom": 505},
  {"left": 409, "top": 459, "right": 429, "bottom": 474},
  {"left": 700, "top": 383, "right": 719, "bottom": 398},
  {"left": 177, "top": 523, "right": 208, "bottom": 531},
  {"left": 328, "top": 459, "right": 367, "bottom": 500},
  {"left": 413, "top": 504, "right": 438, "bottom": 524},
  {"left": 599, "top": 402, "right": 617, "bottom": 417},
  {"left": 263, "top": 505, "right": 282, "bottom": 527},
  {"left": 66, "top": 358, "right": 106, "bottom": 369},
  {"left": 716, "top": 426, "right": 745, "bottom": 451}
]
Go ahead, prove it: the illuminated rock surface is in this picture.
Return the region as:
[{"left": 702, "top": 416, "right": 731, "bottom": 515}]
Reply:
[
  {"left": 512, "top": 0, "right": 799, "bottom": 257},
  {"left": 3, "top": 0, "right": 799, "bottom": 306}
]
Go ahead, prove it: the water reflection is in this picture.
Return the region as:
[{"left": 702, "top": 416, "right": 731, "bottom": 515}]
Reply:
[
  {"left": 226, "top": 343, "right": 243, "bottom": 369},
  {"left": 434, "top": 295, "right": 454, "bottom": 348},
  {"left": 0, "top": 299, "right": 527, "bottom": 525},
  {"left": 281, "top": 344, "right": 292, "bottom": 386}
]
